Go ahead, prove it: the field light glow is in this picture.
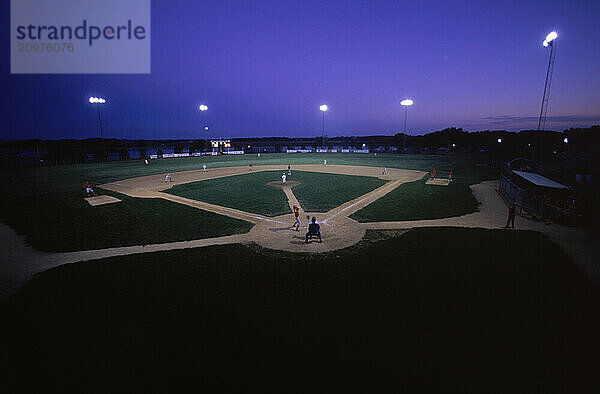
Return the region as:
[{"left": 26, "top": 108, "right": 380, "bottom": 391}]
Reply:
[
  {"left": 199, "top": 104, "right": 208, "bottom": 111},
  {"left": 319, "top": 105, "right": 328, "bottom": 111},
  {"left": 497, "top": 138, "right": 502, "bottom": 143},
  {"left": 400, "top": 99, "right": 413, "bottom": 106},
  {"left": 88, "top": 97, "right": 106, "bottom": 104},
  {"left": 564, "top": 137, "right": 568, "bottom": 143},
  {"left": 546, "top": 31, "right": 557, "bottom": 42}
]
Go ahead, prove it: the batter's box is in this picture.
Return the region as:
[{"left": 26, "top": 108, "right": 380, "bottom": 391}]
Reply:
[
  {"left": 85, "top": 195, "right": 122, "bottom": 206},
  {"left": 425, "top": 178, "right": 451, "bottom": 186}
]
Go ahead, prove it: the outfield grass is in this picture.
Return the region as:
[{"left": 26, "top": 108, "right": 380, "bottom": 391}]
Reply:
[
  {"left": 351, "top": 174, "right": 479, "bottom": 221},
  {"left": 0, "top": 189, "right": 253, "bottom": 252},
  {"left": 2, "top": 228, "right": 598, "bottom": 392}
]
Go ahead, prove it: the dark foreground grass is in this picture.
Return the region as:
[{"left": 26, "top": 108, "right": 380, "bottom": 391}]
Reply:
[
  {"left": 1, "top": 228, "right": 598, "bottom": 392},
  {"left": 0, "top": 189, "right": 253, "bottom": 252},
  {"left": 166, "top": 170, "right": 387, "bottom": 216},
  {"left": 351, "top": 175, "right": 479, "bottom": 221}
]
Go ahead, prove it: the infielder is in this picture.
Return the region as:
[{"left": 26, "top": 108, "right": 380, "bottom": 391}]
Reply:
[
  {"left": 282, "top": 173, "right": 287, "bottom": 184},
  {"left": 165, "top": 173, "right": 172, "bottom": 182},
  {"left": 203, "top": 164, "right": 207, "bottom": 172}
]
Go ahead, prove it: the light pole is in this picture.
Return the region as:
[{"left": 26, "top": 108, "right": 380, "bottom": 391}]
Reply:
[
  {"left": 400, "top": 99, "right": 413, "bottom": 152},
  {"left": 537, "top": 31, "right": 558, "bottom": 132},
  {"left": 199, "top": 104, "right": 209, "bottom": 132},
  {"left": 88, "top": 96, "right": 106, "bottom": 137},
  {"left": 319, "top": 105, "right": 328, "bottom": 140}
]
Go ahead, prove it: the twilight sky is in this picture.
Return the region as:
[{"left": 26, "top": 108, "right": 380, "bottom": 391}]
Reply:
[{"left": 1, "top": 0, "right": 600, "bottom": 140}]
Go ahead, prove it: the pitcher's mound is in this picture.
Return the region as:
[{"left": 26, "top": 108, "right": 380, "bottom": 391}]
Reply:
[
  {"left": 85, "top": 195, "right": 122, "bottom": 206},
  {"left": 426, "top": 178, "right": 451, "bottom": 186},
  {"left": 267, "top": 180, "right": 301, "bottom": 188}
]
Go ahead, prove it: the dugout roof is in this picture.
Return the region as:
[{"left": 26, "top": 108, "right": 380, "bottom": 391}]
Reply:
[{"left": 512, "top": 171, "right": 567, "bottom": 189}]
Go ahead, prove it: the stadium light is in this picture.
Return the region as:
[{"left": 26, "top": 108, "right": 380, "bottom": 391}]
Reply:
[
  {"left": 542, "top": 31, "right": 558, "bottom": 47},
  {"left": 88, "top": 96, "right": 106, "bottom": 137},
  {"left": 199, "top": 104, "right": 209, "bottom": 133},
  {"left": 563, "top": 137, "right": 568, "bottom": 143},
  {"left": 400, "top": 99, "right": 414, "bottom": 152},
  {"left": 537, "top": 30, "right": 558, "bottom": 135},
  {"left": 497, "top": 138, "right": 502, "bottom": 143},
  {"left": 319, "top": 105, "right": 328, "bottom": 139}
]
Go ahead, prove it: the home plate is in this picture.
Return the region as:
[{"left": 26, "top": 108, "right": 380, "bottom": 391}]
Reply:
[
  {"left": 85, "top": 195, "right": 122, "bottom": 206},
  {"left": 425, "top": 178, "right": 451, "bottom": 186}
]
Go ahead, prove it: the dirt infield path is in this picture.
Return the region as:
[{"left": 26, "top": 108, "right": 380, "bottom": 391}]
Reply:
[{"left": 2, "top": 165, "right": 599, "bottom": 299}]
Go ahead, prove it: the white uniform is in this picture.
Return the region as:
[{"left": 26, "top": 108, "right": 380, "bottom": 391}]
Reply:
[
  {"left": 165, "top": 173, "right": 172, "bottom": 182},
  {"left": 203, "top": 164, "right": 207, "bottom": 172},
  {"left": 282, "top": 173, "right": 287, "bottom": 184},
  {"left": 323, "top": 159, "right": 327, "bottom": 166},
  {"left": 382, "top": 167, "right": 388, "bottom": 175},
  {"left": 144, "top": 159, "right": 148, "bottom": 165}
]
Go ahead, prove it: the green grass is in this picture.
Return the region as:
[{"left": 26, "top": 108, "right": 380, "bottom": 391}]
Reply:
[
  {"left": 0, "top": 189, "right": 253, "bottom": 252},
  {"left": 1, "top": 228, "right": 598, "bottom": 392},
  {"left": 166, "top": 170, "right": 387, "bottom": 216},
  {"left": 351, "top": 175, "right": 479, "bottom": 221},
  {"left": 291, "top": 170, "right": 387, "bottom": 212},
  {"left": 166, "top": 171, "right": 291, "bottom": 217},
  {"left": 0, "top": 153, "right": 498, "bottom": 250}
]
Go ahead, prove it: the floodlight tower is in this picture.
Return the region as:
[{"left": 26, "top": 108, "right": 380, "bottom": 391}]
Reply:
[
  {"left": 400, "top": 99, "right": 414, "bottom": 152},
  {"left": 199, "top": 104, "right": 209, "bottom": 132},
  {"left": 319, "top": 105, "right": 328, "bottom": 139},
  {"left": 88, "top": 96, "right": 107, "bottom": 137},
  {"left": 537, "top": 31, "right": 558, "bottom": 132}
]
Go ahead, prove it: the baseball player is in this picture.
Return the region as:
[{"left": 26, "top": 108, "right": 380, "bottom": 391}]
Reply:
[
  {"left": 144, "top": 159, "right": 149, "bottom": 165},
  {"left": 382, "top": 167, "right": 388, "bottom": 175},
  {"left": 291, "top": 205, "right": 301, "bottom": 231},
  {"left": 249, "top": 163, "right": 253, "bottom": 171},
  {"left": 83, "top": 181, "right": 95, "bottom": 197},
  {"left": 323, "top": 159, "right": 327, "bottom": 166},
  {"left": 203, "top": 164, "right": 207, "bottom": 172},
  {"left": 288, "top": 164, "right": 292, "bottom": 175},
  {"left": 165, "top": 173, "right": 172, "bottom": 182},
  {"left": 282, "top": 173, "right": 287, "bottom": 184}
]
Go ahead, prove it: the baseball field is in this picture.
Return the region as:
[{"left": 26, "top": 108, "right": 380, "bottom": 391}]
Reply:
[{"left": 1, "top": 153, "right": 599, "bottom": 392}]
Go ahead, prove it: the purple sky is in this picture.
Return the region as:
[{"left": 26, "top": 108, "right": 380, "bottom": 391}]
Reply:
[{"left": 2, "top": 0, "right": 600, "bottom": 140}]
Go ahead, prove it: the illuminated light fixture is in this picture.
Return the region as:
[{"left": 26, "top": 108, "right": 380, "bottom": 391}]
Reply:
[
  {"left": 199, "top": 104, "right": 208, "bottom": 111},
  {"left": 563, "top": 137, "right": 568, "bottom": 143},
  {"left": 88, "top": 96, "right": 107, "bottom": 137},
  {"left": 497, "top": 138, "right": 502, "bottom": 143},
  {"left": 319, "top": 105, "right": 328, "bottom": 138},
  {"left": 400, "top": 99, "right": 414, "bottom": 152}
]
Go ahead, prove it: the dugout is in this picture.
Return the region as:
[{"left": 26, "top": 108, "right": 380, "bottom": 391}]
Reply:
[{"left": 499, "top": 170, "right": 580, "bottom": 226}]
